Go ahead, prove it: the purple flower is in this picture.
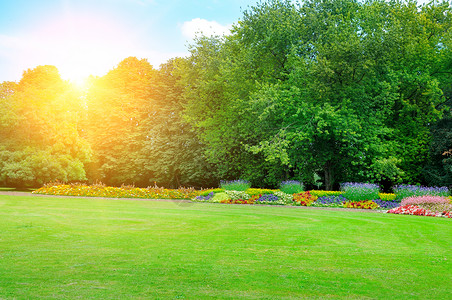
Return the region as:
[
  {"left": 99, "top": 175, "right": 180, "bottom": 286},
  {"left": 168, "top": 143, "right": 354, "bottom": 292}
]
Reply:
[
  {"left": 256, "top": 194, "right": 279, "bottom": 202},
  {"left": 394, "top": 185, "right": 449, "bottom": 199},
  {"left": 220, "top": 179, "right": 251, "bottom": 191},
  {"left": 280, "top": 180, "right": 304, "bottom": 194},
  {"left": 340, "top": 182, "right": 380, "bottom": 201},
  {"left": 196, "top": 192, "right": 214, "bottom": 201},
  {"left": 373, "top": 199, "right": 400, "bottom": 209}
]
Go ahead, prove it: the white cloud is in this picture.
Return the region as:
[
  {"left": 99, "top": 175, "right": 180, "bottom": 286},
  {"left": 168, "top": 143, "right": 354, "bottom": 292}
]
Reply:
[{"left": 181, "top": 18, "right": 232, "bottom": 40}]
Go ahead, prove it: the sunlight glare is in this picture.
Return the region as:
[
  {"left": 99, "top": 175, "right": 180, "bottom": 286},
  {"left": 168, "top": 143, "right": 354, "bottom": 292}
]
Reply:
[
  {"left": 69, "top": 76, "right": 89, "bottom": 91},
  {"left": 29, "top": 13, "right": 140, "bottom": 85}
]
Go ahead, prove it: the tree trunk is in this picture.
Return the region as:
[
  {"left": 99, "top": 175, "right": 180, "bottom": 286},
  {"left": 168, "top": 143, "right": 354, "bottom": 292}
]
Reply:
[{"left": 324, "top": 161, "right": 334, "bottom": 191}]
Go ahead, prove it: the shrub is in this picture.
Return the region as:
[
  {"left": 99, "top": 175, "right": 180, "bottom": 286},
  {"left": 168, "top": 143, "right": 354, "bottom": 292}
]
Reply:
[
  {"left": 220, "top": 179, "right": 251, "bottom": 191},
  {"left": 280, "top": 180, "right": 304, "bottom": 194},
  {"left": 199, "top": 188, "right": 224, "bottom": 196},
  {"left": 211, "top": 192, "right": 230, "bottom": 203},
  {"left": 379, "top": 193, "right": 396, "bottom": 201},
  {"left": 341, "top": 182, "right": 379, "bottom": 201},
  {"left": 394, "top": 185, "right": 449, "bottom": 200},
  {"left": 309, "top": 190, "right": 344, "bottom": 197},
  {"left": 343, "top": 200, "right": 379, "bottom": 210}
]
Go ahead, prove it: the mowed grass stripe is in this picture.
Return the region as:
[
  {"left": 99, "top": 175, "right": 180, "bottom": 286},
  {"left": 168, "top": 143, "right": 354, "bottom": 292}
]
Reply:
[{"left": 0, "top": 195, "right": 450, "bottom": 299}]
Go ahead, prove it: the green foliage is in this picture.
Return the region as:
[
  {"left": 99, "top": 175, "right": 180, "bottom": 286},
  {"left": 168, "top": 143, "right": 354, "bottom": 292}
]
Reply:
[
  {"left": 1, "top": 0, "right": 451, "bottom": 190},
  {"left": 179, "top": 0, "right": 451, "bottom": 190},
  {"left": 224, "top": 190, "right": 251, "bottom": 200},
  {"left": 245, "top": 188, "right": 279, "bottom": 196},
  {"left": 423, "top": 115, "right": 452, "bottom": 187},
  {"left": 84, "top": 57, "right": 158, "bottom": 186},
  {"left": 309, "top": 190, "right": 344, "bottom": 197},
  {"left": 341, "top": 182, "right": 380, "bottom": 201},
  {"left": 280, "top": 180, "right": 304, "bottom": 194},
  {"left": 394, "top": 185, "right": 450, "bottom": 200},
  {"left": 199, "top": 188, "right": 224, "bottom": 196},
  {"left": 83, "top": 57, "right": 216, "bottom": 188},
  {"left": 0, "top": 66, "right": 91, "bottom": 187},
  {"left": 370, "top": 157, "right": 405, "bottom": 185},
  {"left": 211, "top": 192, "right": 230, "bottom": 203},
  {"left": 220, "top": 179, "right": 251, "bottom": 191}
]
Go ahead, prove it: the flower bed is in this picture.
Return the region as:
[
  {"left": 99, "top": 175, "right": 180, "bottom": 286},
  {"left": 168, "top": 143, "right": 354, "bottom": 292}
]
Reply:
[
  {"left": 293, "top": 191, "right": 317, "bottom": 206},
  {"left": 343, "top": 200, "right": 379, "bottom": 210},
  {"left": 311, "top": 195, "right": 346, "bottom": 207},
  {"left": 401, "top": 196, "right": 449, "bottom": 206},
  {"left": 373, "top": 199, "right": 400, "bottom": 209},
  {"left": 32, "top": 182, "right": 452, "bottom": 218},
  {"left": 387, "top": 205, "right": 452, "bottom": 218},
  {"left": 33, "top": 183, "right": 199, "bottom": 199},
  {"left": 394, "top": 185, "right": 449, "bottom": 200}
]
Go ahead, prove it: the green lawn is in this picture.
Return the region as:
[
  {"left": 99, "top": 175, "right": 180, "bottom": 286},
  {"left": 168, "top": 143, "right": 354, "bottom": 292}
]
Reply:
[{"left": 0, "top": 195, "right": 450, "bottom": 299}]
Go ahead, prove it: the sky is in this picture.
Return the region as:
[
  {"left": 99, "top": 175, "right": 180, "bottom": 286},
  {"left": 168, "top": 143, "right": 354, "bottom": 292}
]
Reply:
[
  {"left": 0, "top": 0, "right": 257, "bottom": 83},
  {"left": 0, "top": 0, "right": 432, "bottom": 83}
]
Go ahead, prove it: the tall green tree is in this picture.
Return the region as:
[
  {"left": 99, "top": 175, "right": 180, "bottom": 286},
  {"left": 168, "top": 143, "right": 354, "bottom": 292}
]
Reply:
[
  {"left": 140, "top": 58, "right": 217, "bottom": 188},
  {"left": 0, "top": 66, "right": 91, "bottom": 187},
  {"left": 180, "top": 0, "right": 451, "bottom": 189},
  {"left": 84, "top": 57, "right": 158, "bottom": 186},
  {"left": 84, "top": 56, "right": 213, "bottom": 188}
]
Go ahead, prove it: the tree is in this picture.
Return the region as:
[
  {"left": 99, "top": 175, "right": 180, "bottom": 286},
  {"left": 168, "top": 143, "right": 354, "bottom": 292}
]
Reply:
[
  {"left": 180, "top": 0, "right": 452, "bottom": 189},
  {"left": 140, "top": 58, "right": 218, "bottom": 188},
  {"left": 0, "top": 66, "right": 91, "bottom": 187},
  {"left": 84, "top": 57, "right": 157, "bottom": 186}
]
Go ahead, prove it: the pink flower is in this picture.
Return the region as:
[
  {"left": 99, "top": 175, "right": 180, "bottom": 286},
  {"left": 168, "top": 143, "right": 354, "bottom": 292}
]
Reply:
[
  {"left": 387, "top": 205, "right": 452, "bottom": 218},
  {"left": 401, "top": 196, "right": 449, "bottom": 206}
]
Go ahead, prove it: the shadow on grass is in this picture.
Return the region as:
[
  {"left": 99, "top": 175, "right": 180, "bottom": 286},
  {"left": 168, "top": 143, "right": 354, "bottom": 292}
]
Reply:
[{"left": 0, "top": 187, "right": 36, "bottom": 192}]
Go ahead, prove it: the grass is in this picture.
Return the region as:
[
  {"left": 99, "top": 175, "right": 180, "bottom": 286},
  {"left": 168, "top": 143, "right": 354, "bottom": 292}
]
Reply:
[
  {"left": 0, "top": 187, "right": 36, "bottom": 192},
  {"left": 0, "top": 195, "right": 450, "bottom": 299},
  {"left": 0, "top": 187, "right": 16, "bottom": 191}
]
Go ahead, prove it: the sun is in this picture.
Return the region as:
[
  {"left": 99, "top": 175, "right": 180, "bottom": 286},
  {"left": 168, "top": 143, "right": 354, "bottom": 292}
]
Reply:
[
  {"left": 58, "top": 62, "right": 91, "bottom": 90},
  {"left": 69, "top": 76, "right": 89, "bottom": 91},
  {"left": 64, "top": 73, "right": 89, "bottom": 91},
  {"left": 35, "top": 13, "right": 137, "bottom": 90}
]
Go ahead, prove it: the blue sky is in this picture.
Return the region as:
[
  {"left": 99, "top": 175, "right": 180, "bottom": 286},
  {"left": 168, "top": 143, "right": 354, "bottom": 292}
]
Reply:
[
  {"left": 0, "top": 0, "right": 257, "bottom": 82},
  {"left": 0, "top": 0, "right": 431, "bottom": 83}
]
